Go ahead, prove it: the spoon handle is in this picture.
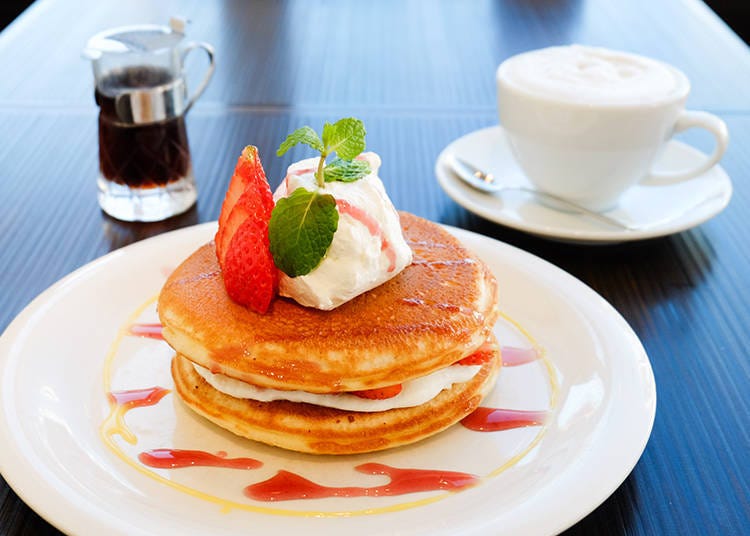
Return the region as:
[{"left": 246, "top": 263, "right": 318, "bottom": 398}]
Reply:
[
  {"left": 448, "top": 154, "right": 636, "bottom": 231},
  {"left": 510, "top": 186, "right": 637, "bottom": 231}
]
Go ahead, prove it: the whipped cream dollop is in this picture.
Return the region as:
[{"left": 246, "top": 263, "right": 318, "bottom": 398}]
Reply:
[
  {"left": 193, "top": 363, "right": 481, "bottom": 412},
  {"left": 273, "top": 152, "right": 413, "bottom": 310}
]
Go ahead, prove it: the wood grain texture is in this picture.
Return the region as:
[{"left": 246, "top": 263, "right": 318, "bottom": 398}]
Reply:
[
  {"left": 1, "top": 0, "right": 749, "bottom": 534},
  {"left": 1, "top": 0, "right": 749, "bottom": 112}
]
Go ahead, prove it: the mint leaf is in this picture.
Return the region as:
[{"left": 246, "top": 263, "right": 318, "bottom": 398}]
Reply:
[
  {"left": 324, "top": 158, "right": 371, "bottom": 182},
  {"left": 322, "top": 118, "right": 366, "bottom": 161},
  {"left": 277, "top": 126, "right": 324, "bottom": 156},
  {"left": 268, "top": 188, "right": 339, "bottom": 277},
  {"left": 321, "top": 122, "right": 336, "bottom": 150}
]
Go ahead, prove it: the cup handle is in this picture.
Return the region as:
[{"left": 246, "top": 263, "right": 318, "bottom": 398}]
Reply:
[
  {"left": 181, "top": 41, "right": 216, "bottom": 113},
  {"left": 641, "top": 110, "right": 729, "bottom": 186}
]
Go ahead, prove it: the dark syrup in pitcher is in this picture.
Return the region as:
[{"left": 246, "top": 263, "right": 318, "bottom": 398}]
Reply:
[{"left": 95, "top": 66, "right": 191, "bottom": 189}]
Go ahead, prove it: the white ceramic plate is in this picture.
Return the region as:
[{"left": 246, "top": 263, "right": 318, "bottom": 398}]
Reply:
[
  {"left": 0, "top": 223, "right": 655, "bottom": 535},
  {"left": 436, "top": 126, "right": 732, "bottom": 244}
]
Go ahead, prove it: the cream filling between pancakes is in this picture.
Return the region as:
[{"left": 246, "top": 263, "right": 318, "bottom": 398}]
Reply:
[{"left": 193, "top": 363, "right": 481, "bottom": 413}]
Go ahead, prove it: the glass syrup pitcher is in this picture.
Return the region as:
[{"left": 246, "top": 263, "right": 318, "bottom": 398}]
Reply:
[{"left": 83, "top": 18, "right": 215, "bottom": 222}]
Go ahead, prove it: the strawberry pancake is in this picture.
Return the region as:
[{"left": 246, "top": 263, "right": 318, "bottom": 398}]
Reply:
[
  {"left": 159, "top": 122, "right": 501, "bottom": 454},
  {"left": 160, "top": 212, "right": 499, "bottom": 393}
]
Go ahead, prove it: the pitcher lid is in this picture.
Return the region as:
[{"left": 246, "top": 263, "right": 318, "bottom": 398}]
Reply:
[{"left": 83, "top": 18, "right": 187, "bottom": 60}]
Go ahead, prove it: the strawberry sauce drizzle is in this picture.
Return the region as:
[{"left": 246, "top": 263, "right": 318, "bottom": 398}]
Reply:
[
  {"left": 139, "top": 449, "right": 262, "bottom": 470},
  {"left": 461, "top": 408, "right": 548, "bottom": 432},
  {"left": 335, "top": 199, "right": 397, "bottom": 271},
  {"left": 108, "top": 386, "right": 170, "bottom": 408},
  {"left": 501, "top": 346, "right": 540, "bottom": 367},
  {"left": 127, "top": 322, "right": 164, "bottom": 340},
  {"left": 244, "top": 463, "right": 478, "bottom": 501}
]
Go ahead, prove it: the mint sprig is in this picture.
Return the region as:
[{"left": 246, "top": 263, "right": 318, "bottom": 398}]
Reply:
[
  {"left": 276, "top": 117, "right": 369, "bottom": 187},
  {"left": 321, "top": 119, "right": 365, "bottom": 161},
  {"left": 323, "top": 158, "right": 371, "bottom": 183},
  {"left": 277, "top": 126, "right": 324, "bottom": 156},
  {"left": 270, "top": 117, "right": 372, "bottom": 278},
  {"left": 268, "top": 188, "right": 339, "bottom": 277}
]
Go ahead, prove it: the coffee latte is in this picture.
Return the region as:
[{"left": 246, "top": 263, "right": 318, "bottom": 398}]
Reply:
[
  {"left": 496, "top": 45, "right": 727, "bottom": 211},
  {"left": 498, "top": 45, "right": 688, "bottom": 106}
]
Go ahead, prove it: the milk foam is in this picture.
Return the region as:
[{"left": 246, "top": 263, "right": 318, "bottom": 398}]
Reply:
[{"left": 499, "top": 45, "right": 686, "bottom": 105}]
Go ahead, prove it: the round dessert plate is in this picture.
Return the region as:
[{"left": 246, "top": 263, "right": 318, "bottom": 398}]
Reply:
[
  {"left": 436, "top": 125, "right": 732, "bottom": 244},
  {"left": 0, "top": 222, "right": 655, "bottom": 535}
]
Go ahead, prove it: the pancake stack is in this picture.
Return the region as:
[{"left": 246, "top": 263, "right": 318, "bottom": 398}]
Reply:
[{"left": 159, "top": 212, "right": 500, "bottom": 454}]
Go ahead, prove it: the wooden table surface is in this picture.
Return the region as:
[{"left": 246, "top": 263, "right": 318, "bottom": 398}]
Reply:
[{"left": 1, "top": 0, "right": 749, "bottom": 534}]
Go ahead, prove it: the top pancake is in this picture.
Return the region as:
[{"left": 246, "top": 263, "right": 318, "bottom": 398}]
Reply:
[{"left": 158, "top": 212, "right": 498, "bottom": 393}]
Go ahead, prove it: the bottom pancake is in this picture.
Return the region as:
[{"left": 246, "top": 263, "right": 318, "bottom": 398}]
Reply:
[{"left": 171, "top": 348, "right": 502, "bottom": 455}]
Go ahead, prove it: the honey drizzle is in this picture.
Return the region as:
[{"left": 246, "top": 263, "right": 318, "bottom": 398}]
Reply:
[{"left": 104, "top": 387, "right": 170, "bottom": 444}]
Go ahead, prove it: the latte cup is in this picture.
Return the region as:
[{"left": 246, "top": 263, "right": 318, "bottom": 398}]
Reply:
[{"left": 496, "top": 45, "right": 728, "bottom": 212}]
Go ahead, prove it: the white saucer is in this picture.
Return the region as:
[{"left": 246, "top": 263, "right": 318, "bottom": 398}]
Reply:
[{"left": 435, "top": 126, "right": 732, "bottom": 244}]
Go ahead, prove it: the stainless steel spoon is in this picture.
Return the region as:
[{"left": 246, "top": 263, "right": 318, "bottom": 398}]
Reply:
[{"left": 446, "top": 154, "right": 639, "bottom": 231}]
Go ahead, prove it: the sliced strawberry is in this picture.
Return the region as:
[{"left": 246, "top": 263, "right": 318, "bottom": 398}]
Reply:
[
  {"left": 457, "top": 340, "right": 496, "bottom": 366},
  {"left": 215, "top": 146, "right": 278, "bottom": 313},
  {"left": 217, "top": 153, "right": 251, "bottom": 228},
  {"left": 216, "top": 156, "right": 251, "bottom": 260},
  {"left": 223, "top": 215, "right": 278, "bottom": 314},
  {"left": 351, "top": 384, "right": 403, "bottom": 400},
  {"left": 217, "top": 195, "right": 252, "bottom": 266},
  {"left": 215, "top": 146, "right": 274, "bottom": 264}
]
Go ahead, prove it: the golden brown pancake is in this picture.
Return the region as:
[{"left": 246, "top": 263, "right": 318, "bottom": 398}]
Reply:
[
  {"left": 159, "top": 213, "right": 499, "bottom": 393},
  {"left": 171, "top": 343, "right": 501, "bottom": 455}
]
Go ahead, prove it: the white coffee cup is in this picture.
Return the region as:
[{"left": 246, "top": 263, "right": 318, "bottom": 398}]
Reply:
[{"left": 496, "top": 45, "right": 729, "bottom": 212}]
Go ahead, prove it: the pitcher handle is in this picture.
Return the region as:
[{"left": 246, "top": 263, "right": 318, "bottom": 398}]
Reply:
[{"left": 181, "top": 41, "right": 215, "bottom": 113}]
